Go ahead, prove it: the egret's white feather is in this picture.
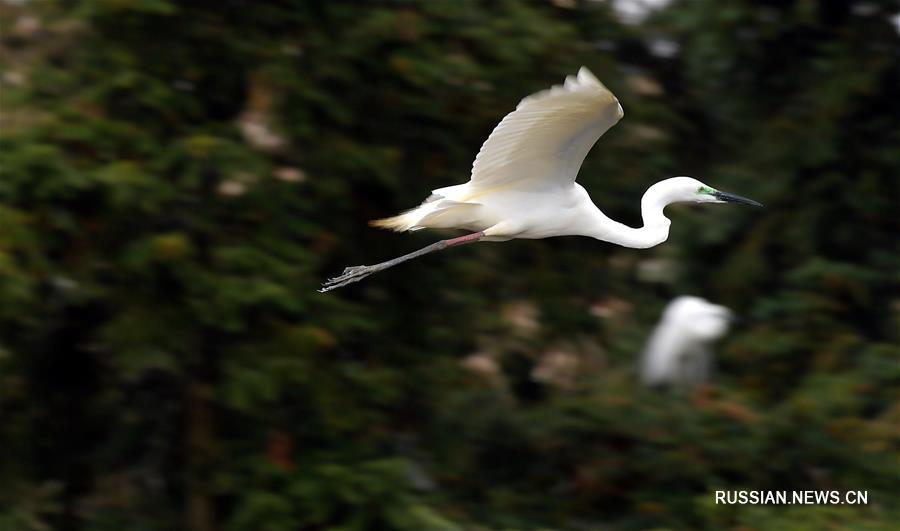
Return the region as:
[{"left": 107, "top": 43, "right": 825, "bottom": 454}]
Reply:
[
  {"left": 372, "top": 67, "right": 625, "bottom": 238},
  {"left": 370, "top": 192, "right": 480, "bottom": 232},
  {"left": 468, "top": 66, "right": 623, "bottom": 192}
]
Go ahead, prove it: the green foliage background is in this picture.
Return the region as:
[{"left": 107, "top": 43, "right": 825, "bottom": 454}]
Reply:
[{"left": 1, "top": 1, "right": 899, "bottom": 529}]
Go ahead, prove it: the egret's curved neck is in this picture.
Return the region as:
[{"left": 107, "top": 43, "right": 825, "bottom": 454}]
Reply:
[{"left": 585, "top": 180, "right": 674, "bottom": 249}]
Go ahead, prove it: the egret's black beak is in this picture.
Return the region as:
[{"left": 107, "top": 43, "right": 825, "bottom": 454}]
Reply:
[{"left": 714, "top": 191, "right": 763, "bottom": 208}]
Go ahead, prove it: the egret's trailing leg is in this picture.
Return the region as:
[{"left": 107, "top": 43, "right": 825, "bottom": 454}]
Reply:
[{"left": 319, "top": 232, "right": 484, "bottom": 292}]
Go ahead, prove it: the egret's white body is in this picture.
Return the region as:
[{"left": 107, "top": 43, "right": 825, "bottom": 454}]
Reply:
[
  {"left": 321, "top": 68, "right": 760, "bottom": 291},
  {"left": 372, "top": 67, "right": 677, "bottom": 247},
  {"left": 640, "top": 296, "right": 733, "bottom": 387}
]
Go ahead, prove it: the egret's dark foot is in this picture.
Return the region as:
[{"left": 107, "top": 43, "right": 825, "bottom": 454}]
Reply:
[{"left": 319, "top": 264, "right": 380, "bottom": 292}]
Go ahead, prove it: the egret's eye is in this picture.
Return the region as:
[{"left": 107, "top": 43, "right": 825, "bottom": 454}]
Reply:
[{"left": 697, "top": 186, "right": 716, "bottom": 195}]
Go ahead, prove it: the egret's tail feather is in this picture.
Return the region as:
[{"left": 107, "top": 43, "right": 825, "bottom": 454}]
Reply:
[
  {"left": 370, "top": 194, "right": 480, "bottom": 233},
  {"left": 369, "top": 211, "right": 422, "bottom": 232}
]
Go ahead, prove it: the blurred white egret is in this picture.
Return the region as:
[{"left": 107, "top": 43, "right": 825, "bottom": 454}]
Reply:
[
  {"left": 640, "top": 296, "right": 733, "bottom": 387},
  {"left": 321, "top": 67, "right": 761, "bottom": 292}
]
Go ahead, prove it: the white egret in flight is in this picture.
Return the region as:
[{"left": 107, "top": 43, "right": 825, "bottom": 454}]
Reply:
[
  {"left": 640, "top": 296, "right": 733, "bottom": 388},
  {"left": 320, "top": 67, "right": 761, "bottom": 292}
]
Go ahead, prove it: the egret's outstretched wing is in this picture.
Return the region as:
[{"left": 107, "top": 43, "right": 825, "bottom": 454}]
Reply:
[{"left": 469, "top": 67, "right": 623, "bottom": 191}]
